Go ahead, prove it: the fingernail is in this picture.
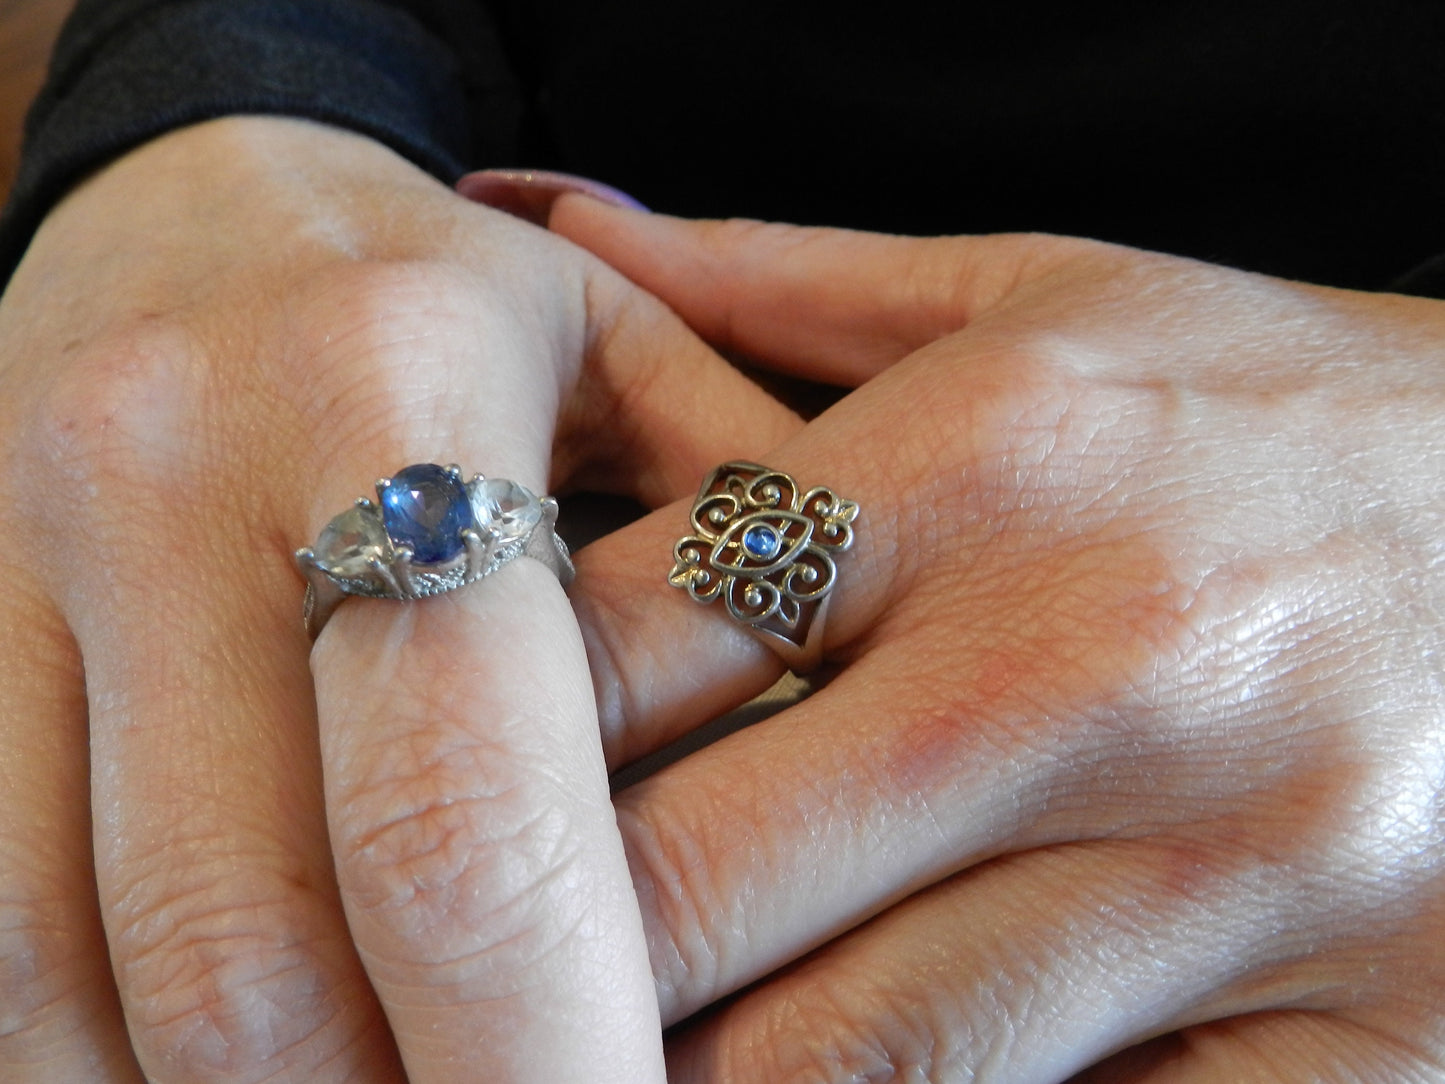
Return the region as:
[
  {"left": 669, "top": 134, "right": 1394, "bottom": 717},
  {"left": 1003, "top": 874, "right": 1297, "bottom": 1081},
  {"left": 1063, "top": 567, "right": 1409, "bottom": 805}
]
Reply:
[{"left": 455, "top": 169, "right": 648, "bottom": 226}]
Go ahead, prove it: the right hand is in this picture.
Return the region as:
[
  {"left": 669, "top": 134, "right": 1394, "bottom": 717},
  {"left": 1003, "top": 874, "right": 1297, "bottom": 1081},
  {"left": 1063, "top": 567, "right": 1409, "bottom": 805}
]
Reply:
[
  {"left": 550, "top": 204, "right": 1445, "bottom": 1082},
  {"left": 0, "top": 116, "right": 799, "bottom": 1082}
]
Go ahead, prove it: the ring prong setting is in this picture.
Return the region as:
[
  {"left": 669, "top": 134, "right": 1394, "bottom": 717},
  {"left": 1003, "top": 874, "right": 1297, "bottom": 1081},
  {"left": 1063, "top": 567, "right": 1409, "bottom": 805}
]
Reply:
[{"left": 298, "top": 463, "right": 574, "bottom": 637}]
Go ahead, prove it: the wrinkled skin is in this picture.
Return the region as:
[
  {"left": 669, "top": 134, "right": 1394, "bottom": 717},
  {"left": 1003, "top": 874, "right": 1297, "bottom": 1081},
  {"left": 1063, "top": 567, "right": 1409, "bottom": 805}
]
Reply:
[
  {"left": 0, "top": 117, "right": 801, "bottom": 1083},
  {"left": 545, "top": 200, "right": 1445, "bottom": 1082}
]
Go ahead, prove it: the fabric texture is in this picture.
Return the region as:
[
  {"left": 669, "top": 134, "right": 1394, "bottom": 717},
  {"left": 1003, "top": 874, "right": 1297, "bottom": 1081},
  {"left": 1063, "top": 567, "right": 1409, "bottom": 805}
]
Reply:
[
  {"left": 0, "top": 0, "right": 507, "bottom": 280},
  {"left": 3, "top": 0, "right": 1444, "bottom": 296}
]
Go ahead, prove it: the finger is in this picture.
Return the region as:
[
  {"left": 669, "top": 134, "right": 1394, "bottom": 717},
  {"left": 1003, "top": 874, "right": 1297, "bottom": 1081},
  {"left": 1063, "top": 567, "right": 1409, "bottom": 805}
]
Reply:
[
  {"left": 287, "top": 260, "right": 665, "bottom": 1078},
  {"left": 1074, "top": 1012, "right": 1441, "bottom": 1083},
  {"left": 608, "top": 483, "right": 1396, "bottom": 1028},
  {"left": 0, "top": 582, "right": 144, "bottom": 1082},
  {"left": 547, "top": 196, "right": 1100, "bottom": 385},
  {"left": 553, "top": 200, "right": 1445, "bottom": 398},
  {"left": 659, "top": 838, "right": 1370, "bottom": 1083},
  {"left": 29, "top": 342, "right": 404, "bottom": 1081},
  {"left": 576, "top": 367, "right": 951, "bottom": 767},
  {"left": 616, "top": 645, "right": 1169, "bottom": 1025},
  {"left": 315, "top": 569, "right": 664, "bottom": 1083},
  {"left": 559, "top": 251, "right": 804, "bottom": 508},
  {"left": 455, "top": 168, "right": 649, "bottom": 226},
  {"left": 575, "top": 498, "right": 789, "bottom": 769},
  {"left": 289, "top": 208, "right": 797, "bottom": 1079},
  {"left": 76, "top": 583, "right": 402, "bottom": 1083},
  {"left": 579, "top": 324, "right": 1181, "bottom": 764},
  {"left": 451, "top": 179, "right": 804, "bottom": 508}
]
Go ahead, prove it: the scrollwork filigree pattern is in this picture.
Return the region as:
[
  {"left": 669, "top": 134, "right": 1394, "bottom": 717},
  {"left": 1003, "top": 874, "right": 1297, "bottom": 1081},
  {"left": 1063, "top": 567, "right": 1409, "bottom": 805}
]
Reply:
[{"left": 670, "top": 461, "right": 859, "bottom": 670}]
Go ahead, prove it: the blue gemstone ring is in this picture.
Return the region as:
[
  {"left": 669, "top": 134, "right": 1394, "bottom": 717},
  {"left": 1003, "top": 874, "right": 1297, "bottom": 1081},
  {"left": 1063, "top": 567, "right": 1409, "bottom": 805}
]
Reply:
[
  {"left": 669, "top": 461, "right": 859, "bottom": 672},
  {"left": 295, "top": 463, "right": 574, "bottom": 637}
]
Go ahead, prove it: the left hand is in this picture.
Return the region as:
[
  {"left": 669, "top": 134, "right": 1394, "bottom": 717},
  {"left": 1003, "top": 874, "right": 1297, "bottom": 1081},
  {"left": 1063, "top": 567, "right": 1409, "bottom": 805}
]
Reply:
[
  {"left": 0, "top": 119, "right": 801, "bottom": 1084},
  {"left": 547, "top": 202, "right": 1445, "bottom": 1082}
]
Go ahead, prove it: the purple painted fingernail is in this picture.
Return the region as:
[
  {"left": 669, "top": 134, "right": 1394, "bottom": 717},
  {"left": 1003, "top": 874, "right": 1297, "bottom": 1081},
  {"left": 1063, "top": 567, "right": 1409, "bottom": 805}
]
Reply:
[{"left": 455, "top": 169, "right": 648, "bottom": 226}]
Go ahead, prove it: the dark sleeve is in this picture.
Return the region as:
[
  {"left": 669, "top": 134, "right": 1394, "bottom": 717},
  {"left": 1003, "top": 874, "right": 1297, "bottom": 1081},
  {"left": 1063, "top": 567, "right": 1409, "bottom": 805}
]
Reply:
[{"left": 0, "top": 0, "right": 521, "bottom": 285}]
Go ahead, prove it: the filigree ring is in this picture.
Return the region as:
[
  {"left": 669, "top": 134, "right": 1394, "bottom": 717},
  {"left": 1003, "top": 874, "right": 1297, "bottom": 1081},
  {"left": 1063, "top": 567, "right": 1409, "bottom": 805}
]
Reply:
[
  {"left": 296, "top": 463, "right": 574, "bottom": 638},
  {"left": 669, "top": 461, "right": 860, "bottom": 672}
]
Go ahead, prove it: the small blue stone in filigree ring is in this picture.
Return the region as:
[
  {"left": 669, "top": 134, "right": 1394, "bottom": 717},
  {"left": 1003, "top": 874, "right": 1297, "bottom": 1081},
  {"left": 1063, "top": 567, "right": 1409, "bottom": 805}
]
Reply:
[
  {"left": 295, "top": 463, "right": 575, "bottom": 639},
  {"left": 741, "top": 522, "right": 783, "bottom": 562},
  {"left": 669, "top": 461, "right": 860, "bottom": 674}
]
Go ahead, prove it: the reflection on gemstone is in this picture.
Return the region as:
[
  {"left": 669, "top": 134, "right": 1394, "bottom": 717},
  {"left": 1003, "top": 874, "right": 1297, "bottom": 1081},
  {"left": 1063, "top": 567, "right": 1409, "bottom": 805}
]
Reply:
[
  {"left": 742, "top": 522, "right": 782, "bottom": 561},
  {"left": 471, "top": 477, "right": 542, "bottom": 538},
  {"left": 315, "top": 506, "right": 389, "bottom": 576},
  {"left": 380, "top": 464, "right": 475, "bottom": 564}
]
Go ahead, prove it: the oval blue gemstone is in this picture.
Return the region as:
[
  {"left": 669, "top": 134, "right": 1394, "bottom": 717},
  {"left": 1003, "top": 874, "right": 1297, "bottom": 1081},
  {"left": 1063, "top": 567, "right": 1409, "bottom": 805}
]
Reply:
[
  {"left": 379, "top": 464, "right": 475, "bottom": 564},
  {"left": 742, "top": 523, "right": 782, "bottom": 562}
]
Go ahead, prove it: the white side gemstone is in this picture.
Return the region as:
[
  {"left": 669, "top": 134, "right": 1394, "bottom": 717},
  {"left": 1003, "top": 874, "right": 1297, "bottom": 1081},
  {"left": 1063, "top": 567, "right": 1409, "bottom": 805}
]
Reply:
[
  {"left": 471, "top": 478, "right": 542, "bottom": 539},
  {"left": 315, "top": 506, "right": 389, "bottom": 576}
]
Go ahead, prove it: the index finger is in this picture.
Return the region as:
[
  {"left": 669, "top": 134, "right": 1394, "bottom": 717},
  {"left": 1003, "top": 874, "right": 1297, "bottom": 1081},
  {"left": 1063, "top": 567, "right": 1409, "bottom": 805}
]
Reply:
[{"left": 547, "top": 198, "right": 1099, "bottom": 384}]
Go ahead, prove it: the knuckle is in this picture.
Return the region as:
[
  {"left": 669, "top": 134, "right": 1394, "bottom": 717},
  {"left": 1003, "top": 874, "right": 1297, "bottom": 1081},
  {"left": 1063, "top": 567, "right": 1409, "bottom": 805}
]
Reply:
[
  {"left": 0, "top": 892, "right": 90, "bottom": 1056},
  {"left": 723, "top": 981, "right": 957, "bottom": 1084},
  {"left": 282, "top": 257, "right": 540, "bottom": 454},
  {"left": 288, "top": 259, "right": 484, "bottom": 385},
  {"left": 293, "top": 258, "right": 469, "bottom": 354},
  {"left": 16, "top": 320, "right": 256, "bottom": 594},
  {"left": 1283, "top": 710, "right": 1445, "bottom": 894},
  {"left": 26, "top": 318, "right": 203, "bottom": 497},
  {"left": 110, "top": 871, "right": 342, "bottom": 1078},
  {"left": 332, "top": 762, "right": 586, "bottom": 963}
]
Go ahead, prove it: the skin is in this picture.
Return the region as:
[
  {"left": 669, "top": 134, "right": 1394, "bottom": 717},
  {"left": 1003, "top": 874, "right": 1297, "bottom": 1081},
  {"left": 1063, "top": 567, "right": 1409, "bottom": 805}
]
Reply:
[
  {"left": 0, "top": 116, "right": 801, "bottom": 1083},
  {"left": 541, "top": 199, "right": 1445, "bottom": 1082},
  {"left": 2, "top": 112, "right": 1441, "bottom": 1082}
]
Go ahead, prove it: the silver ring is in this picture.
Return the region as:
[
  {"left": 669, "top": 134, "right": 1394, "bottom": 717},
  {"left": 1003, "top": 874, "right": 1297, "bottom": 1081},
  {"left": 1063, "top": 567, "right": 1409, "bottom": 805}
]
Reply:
[
  {"left": 668, "top": 461, "right": 859, "bottom": 672},
  {"left": 295, "top": 463, "right": 574, "bottom": 638}
]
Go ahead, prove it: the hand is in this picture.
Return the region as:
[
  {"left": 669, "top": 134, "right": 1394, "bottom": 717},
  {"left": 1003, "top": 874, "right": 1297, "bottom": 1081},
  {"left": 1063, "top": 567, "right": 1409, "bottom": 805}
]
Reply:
[
  {"left": 0, "top": 118, "right": 801, "bottom": 1083},
  {"left": 550, "top": 202, "right": 1445, "bottom": 1081}
]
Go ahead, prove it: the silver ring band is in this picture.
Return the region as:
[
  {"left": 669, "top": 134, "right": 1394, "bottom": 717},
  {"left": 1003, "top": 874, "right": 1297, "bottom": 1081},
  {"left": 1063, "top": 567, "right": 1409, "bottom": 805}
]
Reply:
[
  {"left": 668, "top": 461, "right": 859, "bottom": 672},
  {"left": 296, "top": 463, "right": 573, "bottom": 638}
]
